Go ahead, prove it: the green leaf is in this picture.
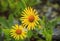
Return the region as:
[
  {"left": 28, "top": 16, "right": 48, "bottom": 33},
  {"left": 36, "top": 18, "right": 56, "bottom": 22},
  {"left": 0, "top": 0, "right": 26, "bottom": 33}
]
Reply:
[
  {"left": 39, "top": 16, "right": 47, "bottom": 26},
  {"left": 26, "top": 0, "right": 40, "bottom": 6},
  {"left": 8, "top": 14, "right": 14, "bottom": 27},
  {"left": 0, "top": 17, "right": 9, "bottom": 28},
  {"left": 27, "top": 30, "right": 33, "bottom": 38},
  {"left": 2, "top": 29, "right": 11, "bottom": 41},
  {"left": 8, "top": 0, "right": 15, "bottom": 9},
  {"left": 21, "top": 0, "right": 27, "bottom": 8},
  {"left": 2, "top": 29, "right": 10, "bottom": 36},
  {"left": 1, "top": 0, "right": 8, "bottom": 12},
  {"left": 13, "top": 0, "right": 26, "bottom": 17},
  {"left": 2, "top": 29, "right": 10, "bottom": 40}
]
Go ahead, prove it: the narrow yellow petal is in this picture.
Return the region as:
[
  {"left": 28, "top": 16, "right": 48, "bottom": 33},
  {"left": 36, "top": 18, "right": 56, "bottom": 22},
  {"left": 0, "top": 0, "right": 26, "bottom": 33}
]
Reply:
[{"left": 20, "top": 35, "right": 23, "bottom": 39}]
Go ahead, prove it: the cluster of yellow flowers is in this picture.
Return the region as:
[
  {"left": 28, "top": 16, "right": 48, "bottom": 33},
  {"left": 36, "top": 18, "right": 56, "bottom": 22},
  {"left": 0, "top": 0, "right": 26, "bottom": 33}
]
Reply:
[{"left": 10, "top": 7, "right": 40, "bottom": 40}]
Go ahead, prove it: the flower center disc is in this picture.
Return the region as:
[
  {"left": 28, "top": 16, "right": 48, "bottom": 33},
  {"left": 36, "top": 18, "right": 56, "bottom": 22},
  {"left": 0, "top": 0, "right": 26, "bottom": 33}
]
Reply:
[
  {"left": 28, "top": 15, "right": 35, "bottom": 22},
  {"left": 16, "top": 29, "right": 22, "bottom": 34}
]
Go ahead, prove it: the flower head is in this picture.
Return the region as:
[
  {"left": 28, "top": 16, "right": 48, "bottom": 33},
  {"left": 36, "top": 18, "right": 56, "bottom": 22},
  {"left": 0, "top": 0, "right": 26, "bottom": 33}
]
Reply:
[
  {"left": 20, "top": 7, "right": 40, "bottom": 30},
  {"left": 10, "top": 24, "right": 27, "bottom": 40}
]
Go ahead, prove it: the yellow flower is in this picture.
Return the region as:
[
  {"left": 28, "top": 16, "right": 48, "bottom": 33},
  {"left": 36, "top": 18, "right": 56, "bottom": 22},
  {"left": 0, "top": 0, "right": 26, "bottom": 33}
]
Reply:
[
  {"left": 20, "top": 7, "right": 40, "bottom": 30},
  {"left": 10, "top": 24, "right": 27, "bottom": 40}
]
